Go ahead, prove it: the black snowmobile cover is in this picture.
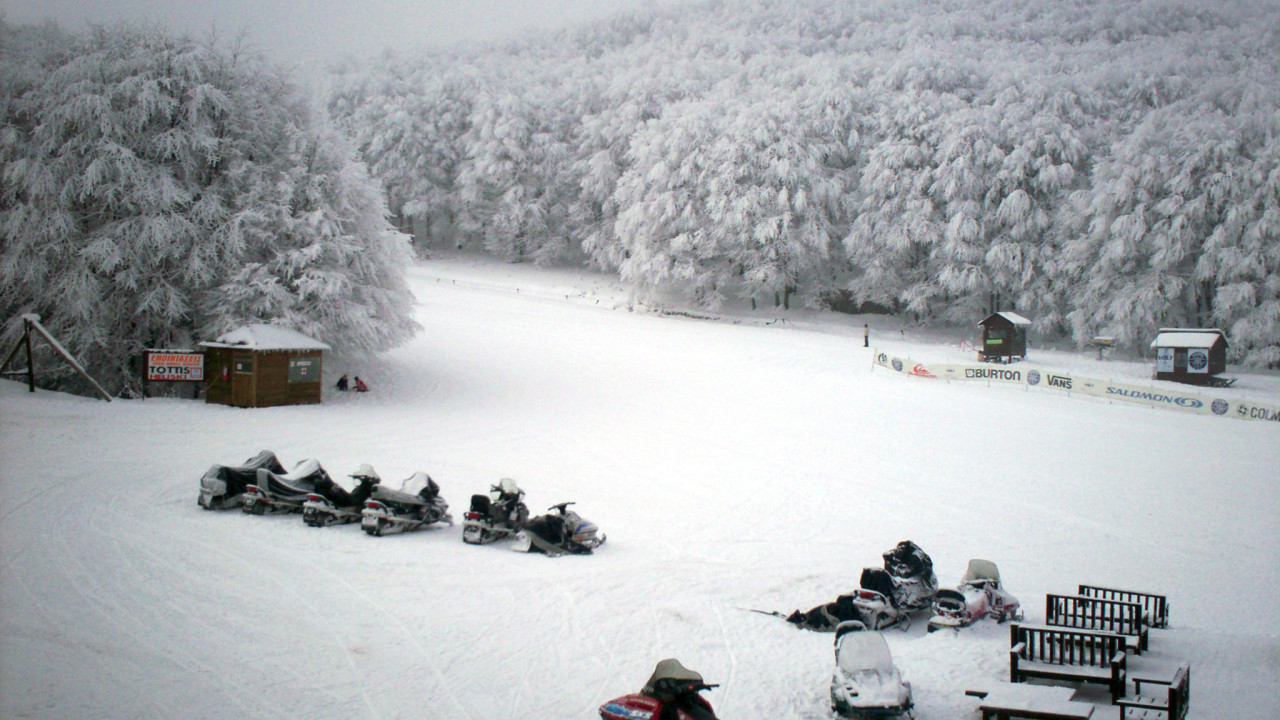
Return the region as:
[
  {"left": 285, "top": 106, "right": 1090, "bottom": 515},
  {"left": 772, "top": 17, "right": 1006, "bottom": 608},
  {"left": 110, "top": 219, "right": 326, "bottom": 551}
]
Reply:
[
  {"left": 859, "top": 568, "right": 897, "bottom": 600},
  {"left": 310, "top": 474, "right": 370, "bottom": 507},
  {"left": 883, "top": 540, "right": 932, "bottom": 579},
  {"left": 255, "top": 460, "right": 331, "bottom": 497},
  {"left": 786, "top": 593, "right": 863, "bottom": 631},
  {"left": 524, "top": 513, "right": 566, "bottom": 545},
  {"left": 208, "top": 451, "right": 286, "bottom": 486},
  {"left": 418, "top": 475, "right": 441, "bottom": 502}
]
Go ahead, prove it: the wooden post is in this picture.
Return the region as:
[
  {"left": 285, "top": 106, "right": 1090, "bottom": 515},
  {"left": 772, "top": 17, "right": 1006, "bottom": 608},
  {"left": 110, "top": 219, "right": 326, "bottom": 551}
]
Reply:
[
  {"left": 13, "top": 314, "right": 112, "bottom": 401},
  {"left": 0, "top": 318, "right": 36, "bottom": 391},
  {"left": 24, "top": 317, "right": 33, "bottom": 392}
]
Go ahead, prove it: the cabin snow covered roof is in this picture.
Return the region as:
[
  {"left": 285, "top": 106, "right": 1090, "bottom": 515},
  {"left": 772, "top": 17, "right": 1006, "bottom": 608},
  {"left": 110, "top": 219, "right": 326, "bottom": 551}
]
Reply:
[
  {"left": 199, "top": 324, "right": 331, "bottom": 351},
  {"left": 979, "top": 311, "right": 1032, "bottom": 326},
  {"left": 1150, "top": 329, "right": 1227, "bottom": 349}
]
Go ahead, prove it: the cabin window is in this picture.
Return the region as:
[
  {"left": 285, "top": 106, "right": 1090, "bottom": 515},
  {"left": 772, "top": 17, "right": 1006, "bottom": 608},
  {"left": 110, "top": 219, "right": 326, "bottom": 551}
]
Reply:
[{"left": 288, "top": 358, "right": 316, "bottom": 382}]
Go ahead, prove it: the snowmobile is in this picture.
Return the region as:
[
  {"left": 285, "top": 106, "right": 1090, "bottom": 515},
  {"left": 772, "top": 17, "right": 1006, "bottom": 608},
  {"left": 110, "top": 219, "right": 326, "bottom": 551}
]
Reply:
[
  {"left": 600, "top": 658, "right": 720, "bottom": 720},
  {"left": 301, "top": 464, "right": 382, "bottom": 527},
  {"left": 784, "top": 541, "right": 937, "bottom": 632},
  {"left": 786, "top": 568, "right": 910, "bottom": 632},
  {"left": 926, "top": 559, "right": 1022, "bottom": 632},
  {"left": 198, "top": 450, "right": 286, "bottom": 510},
  {"left": 461, "top": 478, "right": 529, "bottom": 544},
  {"left": 513, "top": 501, "right": 605, "bottom": 556},
  {"left": 242, "top": 459, "right": 333, "bottom": 515},
  {"left": 361, "top": 472, "right": 452, "bottom": 536},
  {"left": 829, "top": 624, "right": 914, "bottom": 719}
]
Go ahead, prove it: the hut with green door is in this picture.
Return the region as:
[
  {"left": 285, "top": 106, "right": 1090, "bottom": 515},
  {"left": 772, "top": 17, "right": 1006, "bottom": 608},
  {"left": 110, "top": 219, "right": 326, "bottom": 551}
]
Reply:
[{"left": 977, "top": 311, "right": 1031, "bottom": 363}]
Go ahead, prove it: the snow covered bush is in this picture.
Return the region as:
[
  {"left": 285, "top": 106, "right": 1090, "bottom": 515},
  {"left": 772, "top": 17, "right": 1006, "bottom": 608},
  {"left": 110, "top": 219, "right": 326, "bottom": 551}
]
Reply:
[{"left": 0, "top": 23, "right": 418, "bottom": 394}]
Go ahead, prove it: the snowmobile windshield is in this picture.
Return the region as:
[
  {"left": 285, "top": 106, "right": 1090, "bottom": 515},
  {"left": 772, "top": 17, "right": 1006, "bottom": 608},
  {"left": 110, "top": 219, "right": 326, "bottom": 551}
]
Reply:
[
  {"left": 642, "top": 659, "right": 704, "bottom": 696},
  {"left": 496, "top": 477, "right": 521, "bottom": 497},
  {"left": 401, "top": 473, "right": 435, "bottom": 497},
  {"left": 961, "top": 559, "right": 1000, "bottom": 586},
  {"left": 836, "top": 631, "right": 895, "bottom": 674},
  {"left": 350, "top": 463, "right": 380, "bottom": 481}
]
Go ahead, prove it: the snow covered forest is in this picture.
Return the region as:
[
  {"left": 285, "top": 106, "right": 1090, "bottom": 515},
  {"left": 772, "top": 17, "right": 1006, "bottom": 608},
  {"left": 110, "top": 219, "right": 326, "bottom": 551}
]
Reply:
[
  {"left": 326, "top": 0, "right": 1280, "bottom": 366},
  {"left": 2, "top": 0, "right": 1279, "bottom": 394},
  {"left": 0, "top": 23, "right": 418, "bottom": 392}
]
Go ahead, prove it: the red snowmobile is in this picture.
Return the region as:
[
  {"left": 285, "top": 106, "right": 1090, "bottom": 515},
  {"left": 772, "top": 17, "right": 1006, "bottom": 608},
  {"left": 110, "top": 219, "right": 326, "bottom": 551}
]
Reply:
[{"left": 600, "top": 659, "right": 720, "bottom": 720}]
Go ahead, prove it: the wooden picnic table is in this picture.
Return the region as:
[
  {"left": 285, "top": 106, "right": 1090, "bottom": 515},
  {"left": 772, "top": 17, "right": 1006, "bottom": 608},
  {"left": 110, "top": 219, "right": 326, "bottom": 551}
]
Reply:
[{"left": 965, "top": 683, "right": 1095, "bottom": 720}]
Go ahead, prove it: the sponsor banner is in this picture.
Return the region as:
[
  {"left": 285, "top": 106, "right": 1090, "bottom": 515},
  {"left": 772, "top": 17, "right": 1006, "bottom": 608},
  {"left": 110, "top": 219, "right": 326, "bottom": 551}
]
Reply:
[
  {"left": 873, "top": 350, "right": 932, "bottom": 377},
  {"left": 1233, "top": 401, "right": 1280, "bottom": 423},
  {"left": 1072, "top": 379, "right": 1213, "bottom": 415},
  {"left": 1028, "top": 369, "right": 1076, "bottom": 391},
  {"left": 872, "top": 349, "right": 1278, "bottom": 422},
  {"left": 1156, "top": 347, "right": 1174, "bottom": 373},
  {"left": 933, "top": 365, "right": 1027, "bottom": 385},
  {"left": 145, "top": 351, "right": 204, "bottom": 382},
  {"left": 1187, "top": 348, "right": 1210, "bottom": 374}
]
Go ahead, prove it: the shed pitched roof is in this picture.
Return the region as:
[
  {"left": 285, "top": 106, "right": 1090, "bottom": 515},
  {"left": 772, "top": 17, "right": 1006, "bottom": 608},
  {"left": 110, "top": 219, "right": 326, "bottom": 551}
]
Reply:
[
  {"left": 979, "top": 311, "right": 1032, "bottom": 326},
  {"left": 1149, "top": 329, "right": 1227, "bottom": 349},
  {"left": 199, "top": 324, "right": 331, "bottom": 351}
]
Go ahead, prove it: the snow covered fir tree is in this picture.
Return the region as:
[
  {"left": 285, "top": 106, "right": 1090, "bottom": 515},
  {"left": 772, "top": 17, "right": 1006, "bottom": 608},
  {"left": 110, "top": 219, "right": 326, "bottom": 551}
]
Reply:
[
  {"left": 2, "top": 0, "right": 1278, "bottom": 398},
  {"left": 0, "top": 23, "right": 418, "bottom": 394}
]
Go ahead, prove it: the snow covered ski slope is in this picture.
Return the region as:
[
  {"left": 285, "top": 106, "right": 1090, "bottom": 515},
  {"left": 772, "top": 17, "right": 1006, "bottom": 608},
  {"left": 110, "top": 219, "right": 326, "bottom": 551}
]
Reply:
[{"left": 2, "top": 256, "right": 1277, "bottom": 719}]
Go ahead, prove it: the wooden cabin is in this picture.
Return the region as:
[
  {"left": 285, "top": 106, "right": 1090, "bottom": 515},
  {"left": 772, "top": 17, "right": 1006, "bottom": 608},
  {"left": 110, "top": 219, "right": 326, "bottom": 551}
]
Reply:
[
  {"left": 978, "top": 311, "right": 1031, "bottom": 363},
  {"left": 1150, "top": 328, "right": 1229, "bottom": 385},
  {"left": 200, "top": 325, "right": 330, "bottom": 408}
]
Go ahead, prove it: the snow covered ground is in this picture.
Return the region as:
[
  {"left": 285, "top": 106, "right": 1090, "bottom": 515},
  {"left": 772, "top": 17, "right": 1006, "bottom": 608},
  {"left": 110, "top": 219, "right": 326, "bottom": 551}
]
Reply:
[{"left": 2, "top": 254, "right": 1277, "bottom": 720}]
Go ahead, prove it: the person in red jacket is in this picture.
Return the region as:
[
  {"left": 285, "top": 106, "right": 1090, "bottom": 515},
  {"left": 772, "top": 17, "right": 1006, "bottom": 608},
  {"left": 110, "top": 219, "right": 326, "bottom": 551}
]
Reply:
[{"left": 354, "top": 376, "right": 369, "bottom": 392}]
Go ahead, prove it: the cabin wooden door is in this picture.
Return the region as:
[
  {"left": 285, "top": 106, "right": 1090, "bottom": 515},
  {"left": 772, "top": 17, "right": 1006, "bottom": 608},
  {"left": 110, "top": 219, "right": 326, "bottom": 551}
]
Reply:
[{"left": 232, "top": 353, "right": 254, "bottom": 407}]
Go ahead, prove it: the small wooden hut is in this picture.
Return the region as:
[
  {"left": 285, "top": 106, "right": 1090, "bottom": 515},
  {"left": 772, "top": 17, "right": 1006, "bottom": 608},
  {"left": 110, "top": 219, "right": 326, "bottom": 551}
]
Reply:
[
  {"left": 200, "top": 325, "right": 330, "bottom": 408},
  {"left": 1150, "top": 328, "right": 1228, "bottom": 385},
  {"left": 978, "top": 311, "right": 1031, "bottom": 363}
]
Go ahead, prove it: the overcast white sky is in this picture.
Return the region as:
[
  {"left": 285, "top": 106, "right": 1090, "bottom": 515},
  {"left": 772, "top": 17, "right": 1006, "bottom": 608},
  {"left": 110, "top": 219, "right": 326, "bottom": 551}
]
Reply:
[{"left": 2, "top": 1, "right": 676, "bottom": 68}]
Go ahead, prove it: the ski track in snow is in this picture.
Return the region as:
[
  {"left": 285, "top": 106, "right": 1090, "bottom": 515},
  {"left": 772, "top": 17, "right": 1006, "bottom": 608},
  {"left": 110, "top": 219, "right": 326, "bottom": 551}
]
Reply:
[{"left": 2, "top": 255, "right": 1279, "bottom": 719}]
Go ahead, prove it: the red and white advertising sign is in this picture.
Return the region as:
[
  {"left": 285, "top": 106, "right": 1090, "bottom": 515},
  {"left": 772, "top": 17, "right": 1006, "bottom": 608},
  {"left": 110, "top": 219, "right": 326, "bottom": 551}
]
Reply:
[{"left": 146, "top": 352, "right": 204, "bottom": 381}]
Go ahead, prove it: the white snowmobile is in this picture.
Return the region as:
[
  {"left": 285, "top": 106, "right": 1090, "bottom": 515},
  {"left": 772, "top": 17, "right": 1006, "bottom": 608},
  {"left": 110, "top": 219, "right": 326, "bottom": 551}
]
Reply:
[
  {"left": 360, "top": 472, "right": 451, "bottom": 536},
  {"left": 513, "top": 502, "right": 606, "bottom": 556},
  {"left": 302, "top": 464, "right": 382, "bottom": 527},
  {"left": 461, "top": 478, "right": 529, "bottom": 544},
  {"left": 926, "top": 559, "right": 1022, "bottom": 632},
  {"left": 198, "top": 450, "right": 286, "bottom": 510},
  {"left": 829, "top": 624, "right": 914, "bottom": 719},
  {"left": 242, "top": 459, "right": 332, "bottom": 515}
]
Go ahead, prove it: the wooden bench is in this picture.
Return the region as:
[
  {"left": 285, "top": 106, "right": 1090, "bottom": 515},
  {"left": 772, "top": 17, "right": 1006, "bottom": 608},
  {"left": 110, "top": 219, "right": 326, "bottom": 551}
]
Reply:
[
  {"left": 1078, "top": 585, "right": 1169, "bottom": 629},
  {"left": 1009, "top": 622, "right": 1127, "bottom": 703},
  {"left": 1117, "top": 664, "right": 1189, "bottom": 719},
  {"left": 1046, "top": 593, "right": 1149, "bottom": 654},
  {"left": 965, "top": 684, "right": 1095, "bottom": 720}
]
